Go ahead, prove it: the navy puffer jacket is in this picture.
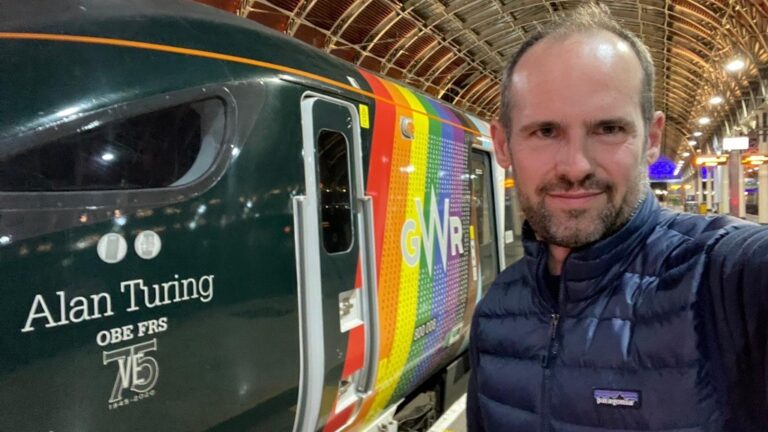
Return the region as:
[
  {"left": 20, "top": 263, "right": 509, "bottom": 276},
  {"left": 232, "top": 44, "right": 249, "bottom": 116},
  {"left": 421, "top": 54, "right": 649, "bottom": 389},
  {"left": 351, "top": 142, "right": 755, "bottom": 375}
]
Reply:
[{"left": 467, "top": 194, "right": 768, "bottom": 431}]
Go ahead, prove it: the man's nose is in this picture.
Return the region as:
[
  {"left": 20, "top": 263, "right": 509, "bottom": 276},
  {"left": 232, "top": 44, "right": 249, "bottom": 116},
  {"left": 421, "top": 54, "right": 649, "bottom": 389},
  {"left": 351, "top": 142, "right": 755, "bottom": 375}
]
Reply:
[{"left": 554, "top": 134, "right": 595, "bottom": 182}]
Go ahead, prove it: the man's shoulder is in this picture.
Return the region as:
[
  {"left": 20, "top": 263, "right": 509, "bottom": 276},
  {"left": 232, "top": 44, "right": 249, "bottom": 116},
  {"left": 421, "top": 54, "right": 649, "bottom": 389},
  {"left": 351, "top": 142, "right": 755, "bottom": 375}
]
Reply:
[
  {"left": 475, "top": 259, "right": 534, "bottom": 316},
  {"left": 707, "top": 222, "right": 768, "bottom": 264},
  {"left": 653, "top": 209, "right": 768, "bottom": 270},
  {"left": 490, "top": 259, "right": 530, "bottom": 292},
  {"left": 656, "top": 208, "right": 749, "bottom": 240}
]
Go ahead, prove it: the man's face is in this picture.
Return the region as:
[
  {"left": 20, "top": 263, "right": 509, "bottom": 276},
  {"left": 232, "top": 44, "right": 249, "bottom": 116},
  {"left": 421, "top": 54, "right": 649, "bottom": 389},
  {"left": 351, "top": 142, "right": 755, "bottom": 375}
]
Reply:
[{"left": 492, "top": 31, "right": 664, "bottom": 248}]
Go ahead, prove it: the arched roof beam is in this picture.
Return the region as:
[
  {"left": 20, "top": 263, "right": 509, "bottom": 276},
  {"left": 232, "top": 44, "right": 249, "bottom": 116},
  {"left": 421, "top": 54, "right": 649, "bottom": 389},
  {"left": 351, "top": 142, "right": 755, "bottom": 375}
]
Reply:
[
  {"left": 475, "top": 87, "right": 501, "bottom": 112},
  {"left": 285, "top": 0, "right": 322, "bottom": 37},
  {"left": 466, "top": 78, "right": 499, "bottom": 107},
  {"left": 404, "top": 0, "right": 519, "bottom": 80},
  {"left": 358, "top": 0, "right": 502, "bottom": 85},
  {"left": 410, "top": 50, "right": 457, "bottom": 83},
  {"left": 324, "top": 0, "right": 376, "bottom": 50},
  {"left": 454, "top": 75, "right": 491, "bottom": 107},
  {"left": 403, "top": 39, "right": 446, "bottom": 78},
  {"left": 353, "top": 7, "right": 402, "bottom": 64}
]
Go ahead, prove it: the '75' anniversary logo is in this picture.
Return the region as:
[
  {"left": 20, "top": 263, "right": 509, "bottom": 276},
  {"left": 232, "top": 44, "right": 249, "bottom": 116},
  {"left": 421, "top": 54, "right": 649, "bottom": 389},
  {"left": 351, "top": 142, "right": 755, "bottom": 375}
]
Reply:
[{"left": 103, "top": 339, "right": 159, "bottom": 407}]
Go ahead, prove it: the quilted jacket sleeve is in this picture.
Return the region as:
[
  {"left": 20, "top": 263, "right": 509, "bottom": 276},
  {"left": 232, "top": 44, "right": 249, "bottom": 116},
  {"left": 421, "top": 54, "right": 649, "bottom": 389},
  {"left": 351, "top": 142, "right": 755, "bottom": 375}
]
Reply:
[
  {"left": 706, "top": 225, "right": 768, "bottom": 431},
  {"left": 466, "top": 310, "right": 485, "bottom": 432}
]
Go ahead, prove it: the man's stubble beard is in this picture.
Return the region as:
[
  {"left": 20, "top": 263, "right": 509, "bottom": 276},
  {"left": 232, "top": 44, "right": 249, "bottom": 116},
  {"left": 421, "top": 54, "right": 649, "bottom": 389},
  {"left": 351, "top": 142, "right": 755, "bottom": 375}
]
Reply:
[{"left": 517, "top": 165, "right": 646, "bottom": 249}]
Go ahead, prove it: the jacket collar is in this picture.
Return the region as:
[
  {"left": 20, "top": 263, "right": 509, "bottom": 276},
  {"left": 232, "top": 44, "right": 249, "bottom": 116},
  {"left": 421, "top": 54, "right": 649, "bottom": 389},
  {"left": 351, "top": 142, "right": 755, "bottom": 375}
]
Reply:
[{"left": 522, "top": 191, "right": 660, "bottom": 302}]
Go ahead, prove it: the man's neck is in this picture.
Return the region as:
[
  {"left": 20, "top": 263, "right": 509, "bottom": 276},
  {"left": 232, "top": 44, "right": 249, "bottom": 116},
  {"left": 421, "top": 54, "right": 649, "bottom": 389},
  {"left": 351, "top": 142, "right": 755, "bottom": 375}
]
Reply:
[
  {"left": 547, "top": 245, "right": 570, "bottom": 276},
  {"left": 543, "top": 190, "right": 648, "bottom": 275}
]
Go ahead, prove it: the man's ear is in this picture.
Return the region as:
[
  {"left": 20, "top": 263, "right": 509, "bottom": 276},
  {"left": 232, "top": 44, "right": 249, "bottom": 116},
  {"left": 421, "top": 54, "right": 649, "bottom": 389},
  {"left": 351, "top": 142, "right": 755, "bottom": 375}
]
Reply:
[
  {"left": 491, "top": 120, "right": 512, "bottom": 169},
  {"left": 645, "top": 111, "right": 665, "bottom": 165}
]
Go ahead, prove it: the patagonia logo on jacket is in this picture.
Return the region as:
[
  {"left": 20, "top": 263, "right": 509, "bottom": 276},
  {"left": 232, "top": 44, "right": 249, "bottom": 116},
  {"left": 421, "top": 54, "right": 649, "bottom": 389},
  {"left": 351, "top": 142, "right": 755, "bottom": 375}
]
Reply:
[{"left": 593, "top": 389, "right": 641, "bottom": 408}]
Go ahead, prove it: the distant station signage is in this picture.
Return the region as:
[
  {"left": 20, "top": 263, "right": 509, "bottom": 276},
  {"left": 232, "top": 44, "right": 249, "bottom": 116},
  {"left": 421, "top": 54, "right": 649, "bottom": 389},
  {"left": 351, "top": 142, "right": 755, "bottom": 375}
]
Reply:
[
  {"left": 648, "top": 156, "right": 678, "bottom": 181},
  {"left": 695, "top": 154, "right": 728, "bottom": 166},
  {"left": 723, "top": 136, "right": 749, "bottom": 151}
]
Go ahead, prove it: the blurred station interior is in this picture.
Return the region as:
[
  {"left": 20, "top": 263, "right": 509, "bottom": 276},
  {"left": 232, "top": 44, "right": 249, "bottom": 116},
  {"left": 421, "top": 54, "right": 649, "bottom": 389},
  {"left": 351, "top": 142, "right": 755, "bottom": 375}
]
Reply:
[{"left": 200, "top": 0, "right": 768, "bottom": 223}]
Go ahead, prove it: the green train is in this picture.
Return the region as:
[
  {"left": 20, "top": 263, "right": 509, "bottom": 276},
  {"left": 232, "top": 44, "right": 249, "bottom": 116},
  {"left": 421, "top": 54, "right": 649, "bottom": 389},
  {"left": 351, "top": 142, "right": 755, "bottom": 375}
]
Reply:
[{"left": 0, "top": 1, "right": 522, "bottom": 430}]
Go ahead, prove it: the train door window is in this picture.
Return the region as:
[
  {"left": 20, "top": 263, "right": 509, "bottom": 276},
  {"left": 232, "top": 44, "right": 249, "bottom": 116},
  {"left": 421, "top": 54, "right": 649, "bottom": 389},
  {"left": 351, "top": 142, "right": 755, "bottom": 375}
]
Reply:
[
  {"left": 317, "top": 129, "right": 353, "bottom": 254},
  {"left": 470, "top": 150, "right": 499, "bottom": 292},
  {"left": 0, "top": 98, "right": 225, "bottom": 191}
]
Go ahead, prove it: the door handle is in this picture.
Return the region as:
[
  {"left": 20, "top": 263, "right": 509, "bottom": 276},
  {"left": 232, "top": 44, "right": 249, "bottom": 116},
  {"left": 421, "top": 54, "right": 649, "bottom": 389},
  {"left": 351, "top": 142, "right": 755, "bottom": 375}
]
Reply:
[
  {"left": 292, "top": 195, "right": 325, "bottom": 432},
  {"left": 357, "top": 195, "right": 379, "bottom": 393}
]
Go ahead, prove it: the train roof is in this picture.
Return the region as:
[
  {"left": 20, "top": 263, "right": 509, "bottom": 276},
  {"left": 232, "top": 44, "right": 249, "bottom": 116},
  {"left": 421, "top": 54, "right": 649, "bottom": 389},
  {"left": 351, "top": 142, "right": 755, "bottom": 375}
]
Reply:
[
  {"left": 1, "top": 0, "right": 343, "bottom": 69},
  {"left": 0, "top": 0, "right": 488, "bottom": 142}
]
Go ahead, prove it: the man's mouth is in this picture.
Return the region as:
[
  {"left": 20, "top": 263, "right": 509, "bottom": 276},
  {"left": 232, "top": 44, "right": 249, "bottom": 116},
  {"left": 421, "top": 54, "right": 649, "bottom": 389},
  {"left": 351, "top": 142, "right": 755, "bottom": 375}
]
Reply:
[
  {"left": 547, "top": 190, "right": 604, "bottom": 199},
  {"left": 546, "top": 190, "right": 605, "bottom": 206}
]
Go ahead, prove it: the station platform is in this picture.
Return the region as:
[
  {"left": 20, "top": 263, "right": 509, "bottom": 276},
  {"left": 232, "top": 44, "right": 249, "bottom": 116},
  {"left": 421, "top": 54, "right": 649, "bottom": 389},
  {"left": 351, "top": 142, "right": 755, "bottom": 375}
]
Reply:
[{"left": 428, "top": 394, "right": 467, "bottom": 432}]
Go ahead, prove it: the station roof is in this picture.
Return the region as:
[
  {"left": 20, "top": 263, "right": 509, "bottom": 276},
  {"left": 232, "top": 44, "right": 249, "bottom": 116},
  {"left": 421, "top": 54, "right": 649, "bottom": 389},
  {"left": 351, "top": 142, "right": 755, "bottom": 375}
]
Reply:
[{"left": 198, "top": 0, "right": 768, "bottom": 163}]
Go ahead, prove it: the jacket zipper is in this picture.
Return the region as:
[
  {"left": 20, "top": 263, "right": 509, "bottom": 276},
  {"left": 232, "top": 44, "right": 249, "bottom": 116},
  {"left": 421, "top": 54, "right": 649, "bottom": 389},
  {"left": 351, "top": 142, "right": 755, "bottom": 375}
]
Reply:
[
  {"left": 540, "top": 312, "right": 560, "bottom": 432},
  {"left": 540, "top": 254, "right": 565, "bottom": 432}
]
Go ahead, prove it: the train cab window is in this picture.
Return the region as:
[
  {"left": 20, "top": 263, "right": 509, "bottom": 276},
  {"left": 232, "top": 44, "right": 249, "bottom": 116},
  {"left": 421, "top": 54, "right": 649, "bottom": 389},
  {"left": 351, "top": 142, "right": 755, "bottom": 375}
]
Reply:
[
  {"left": 0, "top": 98, "right": 225, "bottom": 191},
  {"left": 317, "top": 129, "right": 353, "bottom": 254},
  {"left": 471, "top": 151, "right": 499, "bottom": 294}
]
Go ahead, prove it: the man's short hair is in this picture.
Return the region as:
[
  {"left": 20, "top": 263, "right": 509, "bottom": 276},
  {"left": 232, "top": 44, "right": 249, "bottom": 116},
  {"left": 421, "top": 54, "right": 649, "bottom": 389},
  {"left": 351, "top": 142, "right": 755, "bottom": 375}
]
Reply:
[{"left": 498, "top": 2, "right": 655, "bottom": 137}]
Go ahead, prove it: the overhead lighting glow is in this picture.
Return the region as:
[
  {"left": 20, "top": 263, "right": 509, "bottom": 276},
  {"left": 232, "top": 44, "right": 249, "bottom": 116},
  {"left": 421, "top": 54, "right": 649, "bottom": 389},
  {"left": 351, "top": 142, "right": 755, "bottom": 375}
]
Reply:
[
  {"left": 56, "top": 106, "right": 80, "bottom": 118},
  {"left": 683, "top": 152, "right": 691, "bottom": 157},
  {"left": 742, "top": 154, "right": 768, "bottom": 165},
  {"left": 726, "top": 58, "right": 745, "bottom": 72},
  {"left": 101, "top": 152, "right": 115, "bottom": 161},
  {"left": 709, "top": 96, "right": 723, "bottom": 105},
  {"left": 693, "top": 131, "right": 703, "bottom": 137},
  {"left": 688, "top": 141, "right": 697, "bottom": 146},
  {"left": 698, "top": 117, "right": 711, "bottom": 125}
]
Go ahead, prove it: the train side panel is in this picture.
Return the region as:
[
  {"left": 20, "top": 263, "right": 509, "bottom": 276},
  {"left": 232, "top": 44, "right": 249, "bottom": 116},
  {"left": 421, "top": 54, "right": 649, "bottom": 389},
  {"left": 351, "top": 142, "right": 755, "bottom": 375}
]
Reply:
[
  {"left": 0, "top": 36, "right": 314, "bottom": 432},
  {"left": 358, "top": 73, "right": 479, "bottom": 420}
]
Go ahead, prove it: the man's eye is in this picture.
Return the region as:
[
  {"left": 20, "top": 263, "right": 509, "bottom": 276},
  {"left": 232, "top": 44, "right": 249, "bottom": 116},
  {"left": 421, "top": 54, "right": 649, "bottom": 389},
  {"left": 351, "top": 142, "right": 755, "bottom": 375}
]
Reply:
[
  {"left": 597, "top": 124, "right": 624, "bottom": 135},
  {"left": 535, "top": 127, "right": 557, "bottom": 138}
]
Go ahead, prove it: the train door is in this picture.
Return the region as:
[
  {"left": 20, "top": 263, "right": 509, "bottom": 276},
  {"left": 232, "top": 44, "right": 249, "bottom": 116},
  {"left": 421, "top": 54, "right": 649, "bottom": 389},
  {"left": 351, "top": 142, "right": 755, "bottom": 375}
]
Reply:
[
  {"left": 470, "top": 150, "right": 500, "bottom": 298},
  {"left": 293, "top": 93, "right": 378, "bottom": 431}
]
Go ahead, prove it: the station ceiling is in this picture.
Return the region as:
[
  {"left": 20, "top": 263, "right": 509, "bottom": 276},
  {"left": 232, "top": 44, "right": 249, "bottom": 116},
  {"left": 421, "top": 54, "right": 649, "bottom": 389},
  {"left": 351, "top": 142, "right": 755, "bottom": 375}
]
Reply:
[{"left": 198, "top": 0, "right": 768, "bottom": 162}]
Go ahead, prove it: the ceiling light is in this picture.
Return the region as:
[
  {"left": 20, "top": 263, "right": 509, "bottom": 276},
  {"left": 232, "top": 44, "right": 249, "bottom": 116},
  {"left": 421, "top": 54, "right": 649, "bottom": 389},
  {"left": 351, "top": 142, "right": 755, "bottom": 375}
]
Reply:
[
  {"left": 698, "top": 117, "right": 711, "bottom": 125},
  {"left": 683, "top": 152, "right": 691, "bottom": 157},
  {"left": 709, "top": 96, "right": 723, "bottom": 105},
  {"left": 693, "top": 131, "right": 703, "bottom": 137},
  {"left": 726, "top": 58, "right": 745, "bottom": 72}
]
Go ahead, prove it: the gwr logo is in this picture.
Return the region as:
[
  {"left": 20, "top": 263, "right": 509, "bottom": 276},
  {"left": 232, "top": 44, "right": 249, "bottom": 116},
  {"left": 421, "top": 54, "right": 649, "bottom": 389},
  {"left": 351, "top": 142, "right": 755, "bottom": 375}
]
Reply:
[{"left": 401, "top": 189, "right": 464, "bottom": 273}]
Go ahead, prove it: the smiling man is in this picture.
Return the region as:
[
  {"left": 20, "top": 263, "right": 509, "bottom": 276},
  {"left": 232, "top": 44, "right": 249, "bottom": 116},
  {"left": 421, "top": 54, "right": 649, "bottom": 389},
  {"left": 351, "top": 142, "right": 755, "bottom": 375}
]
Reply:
[
  {"left": 467, "top": 3, "right": 768, "bottom": 432},
  {"left": 499, "top": 25, "right": 665, "bottom": 277}
]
